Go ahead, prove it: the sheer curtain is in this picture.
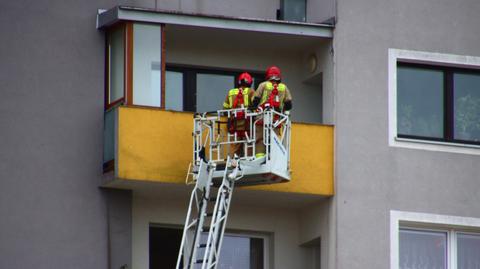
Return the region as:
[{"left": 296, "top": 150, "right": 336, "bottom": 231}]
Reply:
[
  {"left": 457, "top": 233, "right": 480, "bottom": 269},
  {"left": 399, "top": 229, "right": 447, "bottom": 269}
]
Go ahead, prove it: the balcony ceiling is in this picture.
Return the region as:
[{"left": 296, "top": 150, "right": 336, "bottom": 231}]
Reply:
[{"left": 165, "top": 24, "right": 330, "bottom": 53}]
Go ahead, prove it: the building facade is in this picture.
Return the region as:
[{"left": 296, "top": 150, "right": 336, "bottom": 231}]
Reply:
[{"left": 1, "top": 0, "right": 479, "bottom": 269}]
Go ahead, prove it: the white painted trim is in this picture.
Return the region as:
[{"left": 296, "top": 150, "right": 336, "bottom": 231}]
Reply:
[
  {"left": 450, "top": 231, "right": 457, "bottom": 269},
  {"left": 388, "top": 48, "right": 480, "bottom": 155},
  {"left": 390, "top": 210, "right": 480, "bottom": 269}
]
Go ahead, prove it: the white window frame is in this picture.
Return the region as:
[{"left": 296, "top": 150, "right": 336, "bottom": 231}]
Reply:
[
  {"left": 390, "top": 210, "right": 480, "bottom": 269},
  {"left": 388, "top": 48, "right": 480, "bottom": 155}
]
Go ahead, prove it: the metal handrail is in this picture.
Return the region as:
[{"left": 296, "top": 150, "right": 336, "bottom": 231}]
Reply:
[{"left": 192, "top": 107, "right": 291, "bottom": 165}]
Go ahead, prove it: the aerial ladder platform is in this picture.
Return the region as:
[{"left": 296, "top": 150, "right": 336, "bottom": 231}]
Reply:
[{"left": 177, "top": 107, "right": 291, "bottom": 269}]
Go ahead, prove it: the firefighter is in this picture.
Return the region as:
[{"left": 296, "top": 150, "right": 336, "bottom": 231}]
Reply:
[
  {"left": 223, "top": 72, "right": 255, "bottom": 157},
  {"left": 251, "top": 66, "right": 293, "bottom": 158}
]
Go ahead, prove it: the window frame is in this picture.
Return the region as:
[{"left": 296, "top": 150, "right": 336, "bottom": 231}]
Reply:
[
  {"left": 166, "top": 64, "right": 264, "bottom": 112},
  {"left": 130, "top": 22, "right": 165, "bottom": 108},
  {"left": 388, "top": 49, "right": 480, "bottom": 155},
  {"left": 105, "top": 22, "right": 166, "bottom": 110},
  {"left": 105, "top": 22, "right": 127, "bottom": 110},
  {"left": 397, "top": 62, "right": 480, "bottom": 146},
  {"left": 148, "top": 224, "right": 270, "bottom": 269},
  {"left": 398, "top": 226, "right": 451, "bottom": 269},
  {"left": 391, "top": 210, "right": 480, "bottom": 269}
]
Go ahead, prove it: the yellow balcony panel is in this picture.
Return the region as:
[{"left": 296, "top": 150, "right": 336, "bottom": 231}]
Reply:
[{"left": 104, "top": 106, "right": 334, "bottom": 196}]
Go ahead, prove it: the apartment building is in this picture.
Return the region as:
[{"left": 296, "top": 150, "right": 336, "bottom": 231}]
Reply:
[{"left": 1, "top": 0, "right": 479, "bottom": 269}]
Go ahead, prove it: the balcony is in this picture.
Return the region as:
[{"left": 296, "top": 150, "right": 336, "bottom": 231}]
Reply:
[{"left": 103, "top": 106, "right": 333, "bottom": 196}]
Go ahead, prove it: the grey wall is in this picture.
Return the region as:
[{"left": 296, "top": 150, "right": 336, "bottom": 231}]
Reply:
[
  {"left": 123, "top": 0, "right": 279, "bottom": 20},
  {"left": 123, "top": 0, "right": 336, "bottom": 24},
  {"left": 299, "top": 199, "right": 335, "bottom": 269},
  {"left": 334, "top": 0, "right": 480, "bottom": 268},
  {"left": 307, "top": 0, "right": 335, "bottom": 24},
  {"left": 0, "top": 1, "right": 134, "bottom": 268},
  {"left": 107, "top": 189, "right": 132, "bottom": 269}
]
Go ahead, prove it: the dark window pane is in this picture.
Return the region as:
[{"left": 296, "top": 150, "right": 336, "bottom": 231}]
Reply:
[
  {"left": 457, "top": 233, "right": 480, "bottom": 269},
  {"left": 197, "top": 73, "right": 234, "bottom": 112},
  {"left": 103, "top": 108, "right": 115, "bottom": 163},
  {"left": 281, "top": 0, "right": 306, "bottom": 22},
  {"left": 109, "top": 27, "right": 125, "bottom": 103},
  {"left": 250, "top": 238, "right": 264, "bottom": 269},
  {"left": 399, "top": 229, "right": 447, "bottom": 269},
  {"left": 454, "top": 73, "right": 480, "bottom": 142},
  {"left": 149, "top": 227, "right": 182, "bottom": 269},
  {"left": 397, "top": 66, "right": 444, "bottom": 138},
  {"left": 252, "top": 76, "right": 264, "bottom": 91}
]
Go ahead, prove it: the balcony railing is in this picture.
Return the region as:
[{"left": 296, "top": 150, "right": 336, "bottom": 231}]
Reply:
[{"left": 103, "top": 106, "right": 334, "bottom": 196}]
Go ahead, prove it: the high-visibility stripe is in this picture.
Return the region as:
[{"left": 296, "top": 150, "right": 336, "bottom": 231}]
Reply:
[
  {"left": 226, "top": 88, "right": 251, "bottom": 108},
  {"left": 260, "top": 82, "right": 286, "bottom": 109}
]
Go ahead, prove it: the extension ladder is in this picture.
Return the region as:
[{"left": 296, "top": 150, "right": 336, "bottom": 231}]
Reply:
[{"left": 176, "top": 156, "right": 241, "bottom": 269}]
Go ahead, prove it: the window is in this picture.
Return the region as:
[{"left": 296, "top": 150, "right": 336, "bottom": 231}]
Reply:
[
  {"left": 214, "top": 234, "right": 264, "bottom": 269},
  {"left": 132, "top": 23, "right": 162, "bottom": 107},
  {"left": 104, "top": 22, "right": 165, "bottom": 109},
  {"left": 457, "top": 233, "right": 480, "bottom": 269},
  {"left": 399, "top": 229, "right": 447, "bottom": 269},
  {"left": 279, "top": 0, "right": 306, "bottom": 22},
  {"left": 454, "top": 73, "right": 480, "bottom": 142},
  {"left": 149, "top": 226, "right": 266, "bottom": 269},
  {"left": 399, "top": 228, "right": 480, "bottom": 269},
  {"left": 166, "top": 66, "right": 263, "bottom": 112},
  {"left": 197, "top": 73, "right": 234, "bottom": 112},
  {"left": 397, "top": 65, "right": 444, "bottom": 139},
  {"left": 389, "top": 49, "right": 480, "bottom": 154},
  {"left": 397, "top": 63, "right": 480, "bottom": 145},
  {"left": 391, "top": 211, "right": 480, "bottom": 269},
  {"left": 106, "top": 24, "right": 125, "bottom": 108},
  {"left": 165, "top": 71, "right": 183, "bottom": 111}
]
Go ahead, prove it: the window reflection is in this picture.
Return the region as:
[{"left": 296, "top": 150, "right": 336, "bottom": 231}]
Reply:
[
  {"left": 195, "top": 233, "right": 264, "bottom": 269},
  {"left": 165, "top": 71, "right": 184, "bottom": 111},
  {"left": 397, "top": 66, "right": 444, "bottom": 138},
  {"left": 133, "top": 23, "right": 161, "bottom": 107},
  {"left": 197, "top": 73, "right": 234, "bottom": 112},
  {"left": 454, "top": 73, "right": 480, "bottom": 142}
]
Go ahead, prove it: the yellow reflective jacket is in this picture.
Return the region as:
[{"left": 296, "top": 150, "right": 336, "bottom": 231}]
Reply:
[{"left": 223, "top": 87, "right": 254, "bottom": 109}]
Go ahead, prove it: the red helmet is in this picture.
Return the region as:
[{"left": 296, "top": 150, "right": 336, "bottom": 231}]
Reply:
[
  {"left": 238, "top": 72, "right": 253, "bottom": 87},
  {"left": 265, "top": 66, "right": 281, "bottom": 81}
]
